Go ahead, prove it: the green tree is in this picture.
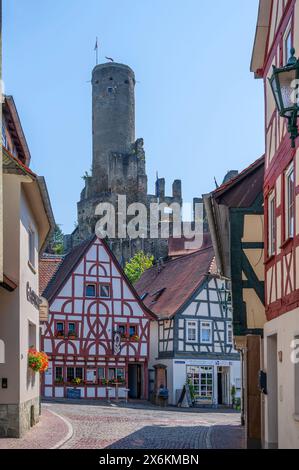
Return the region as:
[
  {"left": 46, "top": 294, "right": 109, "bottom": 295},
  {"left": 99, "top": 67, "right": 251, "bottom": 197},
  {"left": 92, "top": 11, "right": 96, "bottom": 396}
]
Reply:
[
  {"left": 46, "top": 224, "right": 64, "bottom": 255},
  {"left": 124, "top": 251, "right": 154, "bottom": 285}
]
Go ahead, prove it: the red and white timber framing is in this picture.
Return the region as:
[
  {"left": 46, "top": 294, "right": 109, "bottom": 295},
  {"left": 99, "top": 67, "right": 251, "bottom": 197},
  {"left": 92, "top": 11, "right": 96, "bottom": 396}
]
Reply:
[
  {"left": 41, "top": 236, "right": 155, "bottom": 399},
  {"left": 262, "top": 0, "right": 299, "bottom": 320}
]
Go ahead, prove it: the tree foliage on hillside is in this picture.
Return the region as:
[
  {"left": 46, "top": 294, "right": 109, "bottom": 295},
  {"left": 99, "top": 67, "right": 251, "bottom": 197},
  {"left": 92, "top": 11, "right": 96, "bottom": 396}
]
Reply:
[
  {"left": 124, "top": 251, "right": 154, "bottom": 285},
  {"left": 46, "top": 224, "right": 64, "bottom": 255}
]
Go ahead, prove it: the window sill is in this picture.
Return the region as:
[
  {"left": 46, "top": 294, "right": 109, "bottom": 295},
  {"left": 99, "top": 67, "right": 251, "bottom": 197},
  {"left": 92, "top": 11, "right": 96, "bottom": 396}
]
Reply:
[{"left": 28, "top": 261, "right": 36, "bottom": 275}]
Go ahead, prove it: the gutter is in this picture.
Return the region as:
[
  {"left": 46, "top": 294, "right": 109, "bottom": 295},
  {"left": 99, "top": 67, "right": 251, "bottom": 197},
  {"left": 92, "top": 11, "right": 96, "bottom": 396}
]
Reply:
[{"left": 37, "top": 176, "right": 56, "bottom": 254}]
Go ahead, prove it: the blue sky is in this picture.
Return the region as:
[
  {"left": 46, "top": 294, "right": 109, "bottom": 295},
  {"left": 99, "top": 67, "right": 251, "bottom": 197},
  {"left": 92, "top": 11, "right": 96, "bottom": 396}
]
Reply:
[{"left": 3, "top": 0, "right": 264, "bottom": 234}]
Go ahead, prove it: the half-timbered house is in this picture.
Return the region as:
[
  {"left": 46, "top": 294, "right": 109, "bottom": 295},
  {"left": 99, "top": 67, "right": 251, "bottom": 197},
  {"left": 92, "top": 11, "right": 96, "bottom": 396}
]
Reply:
[
  {"left": 40, "top": 235, "right": 156, "bottom": 400},
  {"left": 251, "top": 0, "right": 299, "bottom": 449},
  {"left": 135, "top": 238, "right": 241, "bottom": 407},
  {"left": 204, "top": 157, "right": 266, "bottom": 448}
]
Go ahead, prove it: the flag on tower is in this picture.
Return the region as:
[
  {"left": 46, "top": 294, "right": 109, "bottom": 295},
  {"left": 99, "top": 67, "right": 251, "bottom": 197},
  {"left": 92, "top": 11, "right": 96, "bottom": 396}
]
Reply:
[{"left": 94, "top": 37, "right": 99, "bottom": 65}]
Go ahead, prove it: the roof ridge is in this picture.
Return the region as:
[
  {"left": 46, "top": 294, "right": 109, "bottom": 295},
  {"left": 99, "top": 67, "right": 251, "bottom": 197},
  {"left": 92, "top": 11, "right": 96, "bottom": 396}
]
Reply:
[
  {"left": 213, "top": 154, "right": 265, "bottom": 195},
  {"left": 146, "top": 244, "right": 214, "bottom": 274}
]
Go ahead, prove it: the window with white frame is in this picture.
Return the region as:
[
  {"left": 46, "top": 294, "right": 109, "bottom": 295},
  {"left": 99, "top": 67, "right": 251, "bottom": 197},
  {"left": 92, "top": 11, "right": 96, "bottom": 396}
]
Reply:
[
  {"left": 268, "top": 191, "right": 276, "bottom": 256},
  {"left": 227, "top": 322, "right": 233, "bottom": 344},
  {"left": 186, "top": 320, "right": 198, "bottom": 343},
  {"left": 285, "top": 163, "right": 295, "bottom": 239},
  {"left": 284, "top": 24, "right": 292, "bottom": 63},
  {"left": 200, "top": 321, "right": 212, "bottom": 344},
  {"left": 28, "top": 228, "right": 35, "bottom": 268}
]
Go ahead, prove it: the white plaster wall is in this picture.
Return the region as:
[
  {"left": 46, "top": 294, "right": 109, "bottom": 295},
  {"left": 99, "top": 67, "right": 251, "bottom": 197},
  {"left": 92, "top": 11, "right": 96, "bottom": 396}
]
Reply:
[
  {"left": 19, "top": 185, "right": 40, "bottom": 403},
  {"left": 264, "top": 307, "right": 299, "bottom": 449}
]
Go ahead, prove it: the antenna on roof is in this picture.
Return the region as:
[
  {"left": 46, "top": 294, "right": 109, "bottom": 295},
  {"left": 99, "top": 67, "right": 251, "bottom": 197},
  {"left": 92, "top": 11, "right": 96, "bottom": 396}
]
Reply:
[{"left": 214, "top": 177, "right": 219, "bottom": 189}]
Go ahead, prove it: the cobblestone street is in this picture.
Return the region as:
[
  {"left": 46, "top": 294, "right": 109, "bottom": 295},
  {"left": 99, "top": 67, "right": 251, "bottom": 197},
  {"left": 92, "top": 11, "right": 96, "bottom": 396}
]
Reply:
[
  {"left": 44, "top": 401, "right": 244, "bottom": 450},
  {"left": 0, "top": 401, "right": 244, "bottom": 449}
]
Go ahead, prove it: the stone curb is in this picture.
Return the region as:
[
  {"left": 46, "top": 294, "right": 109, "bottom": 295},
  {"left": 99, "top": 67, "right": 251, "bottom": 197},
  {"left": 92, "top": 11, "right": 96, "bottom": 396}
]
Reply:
[
  {"left": 48, "top": 409, "right": 74, "bottom": 449},
  {"left": 205, "top": 425, "right": 214, "bottom": 449}
]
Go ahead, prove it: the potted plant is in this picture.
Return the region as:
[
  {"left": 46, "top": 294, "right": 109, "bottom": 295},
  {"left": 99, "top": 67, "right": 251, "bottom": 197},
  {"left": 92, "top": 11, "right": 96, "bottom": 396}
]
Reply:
[
  {"left": 231, "top": 385, "right": 236, "bottom": 408},
  {"left": 72, "top": 378, "right": 82, "bottom": 386},
  {"left": 99, "top": 378, "right": 109, "bottom": 386},
  {"left": 54, "top": 376, "right": 64, "bottom": 385},
  {"left": 28, "top": 348, "right": 49, "bottom": 373},
  {"left": 56, "top": 331, "right": 64, "bottom": 338},
  {"left": 68, "top": 331, "right": 77, "bottom": 340},
  {"left": 130, "top": 334, "right": 140, "bottom": 342},
  {"left": 121, "top": 333, "right": 129, "bottom": 341}
]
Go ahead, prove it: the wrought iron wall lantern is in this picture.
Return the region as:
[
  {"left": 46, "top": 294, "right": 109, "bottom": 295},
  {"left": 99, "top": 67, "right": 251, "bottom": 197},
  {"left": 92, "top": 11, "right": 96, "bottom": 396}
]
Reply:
[{"left": 269, "top": 48, "right": 299, "bottom": 148}]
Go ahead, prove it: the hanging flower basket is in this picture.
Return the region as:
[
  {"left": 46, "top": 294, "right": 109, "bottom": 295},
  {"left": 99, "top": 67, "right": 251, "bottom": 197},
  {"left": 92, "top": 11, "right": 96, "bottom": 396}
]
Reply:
[{"left": 28, "top": 348, "right": 49, "bottom": 373}]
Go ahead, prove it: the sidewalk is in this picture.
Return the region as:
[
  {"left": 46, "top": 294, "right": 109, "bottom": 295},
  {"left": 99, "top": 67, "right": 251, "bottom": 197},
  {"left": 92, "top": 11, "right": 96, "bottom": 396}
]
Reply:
[{"left": 0, "top": 408, "right": 72, "bottom": 449}]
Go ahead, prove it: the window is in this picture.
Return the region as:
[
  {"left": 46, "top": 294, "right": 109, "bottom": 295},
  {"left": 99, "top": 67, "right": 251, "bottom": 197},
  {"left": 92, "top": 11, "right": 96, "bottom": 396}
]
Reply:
[
  {"left": 55, "top": 367, "right": 63, "bottom": 382},
  {"left": 67, "top": 367, "right": 83, "bottom": 382},
  {"left": 56, "top": 322, "right": 64, "bottom": 336},
  {"left": 108, "top": 367, "right": 125, "bottom": 382},
  {"left": 98, "top": 367, "right": 105, "bottom": 380},
  {"left": 268, "top": 191, "right": 276, "bottom": 256},
  {"left": 187, "top": 366, "right": 213, "bottom": 403},
  {"left": 28, "top": 228, "right": 35, "bottom": 268},
  {"left": 284, "top": 26, "right": 292, "bottom": 63},
  {"left": 129, "top": 325, "right": 137, "bottom": 337},
  {"left": 200, "top": 321, "right": 212, "bottom": 344},
  {"left": 227, "top": 322, "right": 233, "bottom": 345},
  {"left": 68, "top": 323, "right": 76, "bottom": 337},
  {"left": 186, "top": 321, "right": 198, "bottom": 343},
  {"left": 85, "top": 283, "right": 96, "bottom": 297},
  {"left": 99, "top": 284, "right": 111, "bottom": 298},
  {"left": 118, "top": 325, "right": 127, "bottom": 337},
  {"left": 2, "top": 123, "right": 7, "bottom": 148},
  {"left": 107, "top": 87, "right": 114, "bottom": 93},
  {"left": 285, "top": 163, "right": 295, "bottom": 239}
]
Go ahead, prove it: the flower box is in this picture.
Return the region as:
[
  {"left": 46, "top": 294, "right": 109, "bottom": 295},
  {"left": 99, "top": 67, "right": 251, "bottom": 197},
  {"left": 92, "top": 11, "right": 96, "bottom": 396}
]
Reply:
[
  {"left": 130, "top": 335, "right": 140, "bottom": 342},
  {"left": 28, "top": 349, "right": 49, "bottom": 373}
]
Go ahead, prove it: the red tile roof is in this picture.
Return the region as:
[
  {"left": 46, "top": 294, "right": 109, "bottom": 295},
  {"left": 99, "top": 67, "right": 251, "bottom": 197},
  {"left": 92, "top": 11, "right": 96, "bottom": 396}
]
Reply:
[
  {"left": 168, "top": 232, "right": 212, "bottom": 258},
  {"left": 39, "top": 255, "right": 64, "bottom": 295},
  {"left": 41, "top": 237, "right": 93, "bottom": 300},
  {"left": 135, "top": 244, "right": 215, "bottom": 319}
]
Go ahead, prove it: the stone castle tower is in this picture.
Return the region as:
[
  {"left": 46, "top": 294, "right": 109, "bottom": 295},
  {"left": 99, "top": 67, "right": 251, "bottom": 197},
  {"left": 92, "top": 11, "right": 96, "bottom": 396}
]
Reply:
[{"left": 65, "top": 62, "right": 197, "bottom": 265}]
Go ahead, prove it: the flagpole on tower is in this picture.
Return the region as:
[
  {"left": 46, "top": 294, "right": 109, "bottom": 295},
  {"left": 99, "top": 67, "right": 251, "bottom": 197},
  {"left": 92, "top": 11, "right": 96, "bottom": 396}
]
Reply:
[{"left": 94, "top": 37, "right": 99, "bottom": 65}]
